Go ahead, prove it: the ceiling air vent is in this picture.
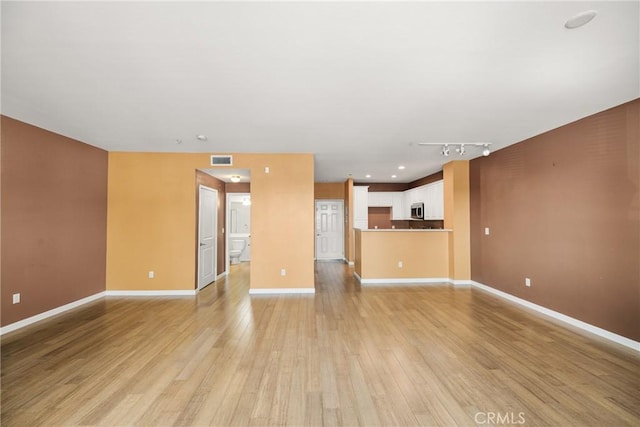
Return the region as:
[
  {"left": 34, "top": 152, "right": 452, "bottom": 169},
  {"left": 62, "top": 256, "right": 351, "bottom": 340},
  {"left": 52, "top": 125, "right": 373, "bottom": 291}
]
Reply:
[{"left": 210, "top": 155, "right": 233, "bottom": 166}]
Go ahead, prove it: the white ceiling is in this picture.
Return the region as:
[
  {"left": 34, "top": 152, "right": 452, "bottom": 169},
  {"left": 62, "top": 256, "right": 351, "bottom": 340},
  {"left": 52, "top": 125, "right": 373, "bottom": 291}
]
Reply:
[{"left": 2, "top": 1, "right": 638, "bottom": 183}]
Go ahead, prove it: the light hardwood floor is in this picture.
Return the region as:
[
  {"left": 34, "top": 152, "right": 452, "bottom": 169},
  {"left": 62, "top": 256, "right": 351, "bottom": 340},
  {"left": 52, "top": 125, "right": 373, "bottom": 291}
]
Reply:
[{"left": 2, "top": 262, "right": 639, "bottom": 426}]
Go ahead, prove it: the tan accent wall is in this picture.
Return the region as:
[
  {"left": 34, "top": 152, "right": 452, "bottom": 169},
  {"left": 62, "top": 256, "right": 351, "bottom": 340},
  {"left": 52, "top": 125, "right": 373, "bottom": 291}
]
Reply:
[
  {"left": 470, "top": 98, "right": 640, "bottom": 341},
  {"left": 107, "top": 152, "right": 315, "bottom": 291},
  {"left": 1, "top": 116, "right": 108, "bottom": 327},
  {"left": 344, "top": 178, "right": 354, "bottom": 262},
  {"left": 355, "top": 230, "right": 449, "bottom": 279},
  {"left": 238, "top": 154, "right": 314, "bottom": 289},
  {"left": 195, "top": 171, "right": 226, "bottom": 277},
  {"left": 444, "top": 161, "right": 471, "bottom": 281}
]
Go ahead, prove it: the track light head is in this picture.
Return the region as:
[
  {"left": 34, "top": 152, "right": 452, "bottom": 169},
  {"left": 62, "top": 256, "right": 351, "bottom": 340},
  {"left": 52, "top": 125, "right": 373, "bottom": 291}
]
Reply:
[{"left": 418, "top": 142, "right": 491, "bottom": 157}]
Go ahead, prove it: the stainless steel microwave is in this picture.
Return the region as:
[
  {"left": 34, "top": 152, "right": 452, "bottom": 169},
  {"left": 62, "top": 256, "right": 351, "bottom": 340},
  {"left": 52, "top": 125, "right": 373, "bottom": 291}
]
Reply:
[{"left": 411, "top": 202, "right": 424, "bottom": 220}]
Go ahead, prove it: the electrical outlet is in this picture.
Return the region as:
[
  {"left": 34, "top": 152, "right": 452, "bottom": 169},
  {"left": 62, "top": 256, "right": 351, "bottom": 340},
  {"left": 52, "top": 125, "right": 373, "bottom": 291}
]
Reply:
[
  {"left": 398, "top": 261, "right": 403, "bottom": 268},
  {"left": 13, "top": 293, "right": 20, "bottom": 304},
  {"left": 149, "top": 271, "right": 155, "bottom": 279},
  {"left": 525, "top": 277, "right": 531, "bottom": 287},
  {"left": 281, "top": 268, "right": 286, "bottom": 276},
  {"left": 484, "top": 227, "right": 490, "bottom": 235},
  {"left": 265, "top": 166, "right": 270, "bottom": 174}
]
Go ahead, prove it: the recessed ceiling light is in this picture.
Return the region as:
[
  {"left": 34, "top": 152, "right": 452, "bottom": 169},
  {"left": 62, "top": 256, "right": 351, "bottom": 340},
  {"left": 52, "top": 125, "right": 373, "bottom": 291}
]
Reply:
[
  {"left": 391, "top": 174, "right": 397, "bottom": 179},
  {"left": 565, "top": 10, "right": 597, "bottom": 29},
  {"left": 230, "top": 175, "right": 241, "bottom": 183},
  {"left": 196, "top": 135, "right": 208, "bottom": 141},
  {"left": 365, "top": 174, "right": 371, "bottom": 178},
  {"left": 398, "top": 165, "right": 405, "bottom": 170}
]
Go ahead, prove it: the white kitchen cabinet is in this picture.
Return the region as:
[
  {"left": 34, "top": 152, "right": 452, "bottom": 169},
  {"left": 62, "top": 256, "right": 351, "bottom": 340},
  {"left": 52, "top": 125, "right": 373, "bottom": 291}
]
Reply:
[
  {"left": 353, "top": 186, "right": 369, "bottom": 229},
  {"left": 391, "top": 192, "right": 405, "bottom": 220},
  {"left": 367, "top": 192, "right": 393, "bottom": 207},
  {"left": 403, "top": 188, "right": 418, "bottom": 217},
  {"left": 423, "top": 180, "right": 444, "bottom": 220}
]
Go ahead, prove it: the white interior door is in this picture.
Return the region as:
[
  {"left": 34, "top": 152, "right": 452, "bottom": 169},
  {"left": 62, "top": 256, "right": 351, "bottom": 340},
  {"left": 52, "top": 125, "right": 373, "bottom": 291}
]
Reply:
[
  {"left": 198, "top": 185, "right": 217, "bottom": 289},
  {"left": 315, "top": 200, "right": 344, "bottom": 260}
]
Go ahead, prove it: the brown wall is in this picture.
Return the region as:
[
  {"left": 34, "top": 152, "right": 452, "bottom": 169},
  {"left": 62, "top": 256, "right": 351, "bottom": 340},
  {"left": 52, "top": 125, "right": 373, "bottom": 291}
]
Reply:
[
  {"left": 470, "top": 99, "right": 640, "bottom": 341},
  {"left": 354, "top": 182, "right": 408, "bottom": 192},
  {"left": 196, "top": 171, "right": 226, "bottom": 277},
  {"left": 1, "top": 116, "right": 108, "bottom": 327},
  {"left": 368, "top": 207, "right": 392, "bottom": 229},
  {"left": 408, "top": 171, "right": 443, "bottom": 189},
  {"left": 315, "top": 182, "right": 345, "bottom": 199},
  {"left": 226, "top": 182, "right": 250, "bottom": 193}
]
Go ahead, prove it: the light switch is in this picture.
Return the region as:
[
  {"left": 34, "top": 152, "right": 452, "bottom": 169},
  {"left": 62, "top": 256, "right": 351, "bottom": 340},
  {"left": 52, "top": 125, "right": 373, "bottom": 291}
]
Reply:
[{"left": 484, "top": 227, "right": 490, "bottom": 235}]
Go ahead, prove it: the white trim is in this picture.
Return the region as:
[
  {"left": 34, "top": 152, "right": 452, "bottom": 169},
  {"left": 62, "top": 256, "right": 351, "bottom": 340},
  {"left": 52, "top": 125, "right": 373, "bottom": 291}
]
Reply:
[
  {"left": 471, "top": 280, "right": 640, "bottom": 352},
  {"left": 216, "top": 271, "right": 227, "bottom": 280},
  {"left": 348, "top": 261, "right": 355, "bottom": 266},
  {"left": 249, "top": 288, "right": 315, "bottom": 295},
  {"left": 0, "top": 291, "right": 106, "bottom": 336},
  {"left": 356, "top": 275, "right": 451, "bottom": 285},
  {"left": 449, "top": 279, "right": 472, "bottom": 286},
  {"left": 105, "top": 290, "right": 197, "bottom": 296}
]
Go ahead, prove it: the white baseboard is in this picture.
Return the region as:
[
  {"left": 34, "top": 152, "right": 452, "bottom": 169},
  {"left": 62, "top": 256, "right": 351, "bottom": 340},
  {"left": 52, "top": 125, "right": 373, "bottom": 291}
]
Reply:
[
  {"left": 0, "top": 291, "right": 106, "bottom": 336},
  {"left": 216, "top": 272, "right": 227, "bottom": 280},
  {"left": 347, "top": 261, "right": 355, "bottom": 266},
  {"left": 105, "top": 290, "right": 197, "bottom": 296},
  {"left": 449, "top": 279, "right": 472, "bottom": 286},
  {"left": 249, "top": 288, "right": 315, "bottom": 295},
  {"left": 359, "top": 277, "right": 451, "bottom": 285},
  {"left": 354, "top": 272, "right": 451, "bottom": 285},
  {"left": 471, "top": 280, "right": 640, "bottom": 352}
]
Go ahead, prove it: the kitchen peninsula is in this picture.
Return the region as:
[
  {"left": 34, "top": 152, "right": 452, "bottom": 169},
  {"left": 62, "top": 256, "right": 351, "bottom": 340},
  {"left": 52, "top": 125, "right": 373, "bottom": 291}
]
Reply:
[{"left": 354, "top": 228, "right": 451, "bottom": 283}]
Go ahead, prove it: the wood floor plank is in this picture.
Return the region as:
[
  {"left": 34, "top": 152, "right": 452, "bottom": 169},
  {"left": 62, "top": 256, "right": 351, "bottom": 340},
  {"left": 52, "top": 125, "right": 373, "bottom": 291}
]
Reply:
[{"left": 2, "top": 261, "right": 640, "bottom": 426}]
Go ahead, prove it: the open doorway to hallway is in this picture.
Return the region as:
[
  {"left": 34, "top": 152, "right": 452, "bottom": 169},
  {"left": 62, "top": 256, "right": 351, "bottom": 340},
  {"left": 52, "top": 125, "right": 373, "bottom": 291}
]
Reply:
[
  {"left": 197, "top": 167, "right": 251, "bottom": 288},
  {"left": 227, "top": 193, "right": 251, "bottom": 270}
]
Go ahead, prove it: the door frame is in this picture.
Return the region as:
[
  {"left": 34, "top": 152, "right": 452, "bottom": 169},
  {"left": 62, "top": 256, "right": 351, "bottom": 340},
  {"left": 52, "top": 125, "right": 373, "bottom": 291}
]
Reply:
[
  {"left": 197, "top": 185, "right": 218, "bottom": 290},
  {"left": 314, "top": 199, "right": 345, "bottom": 260}
]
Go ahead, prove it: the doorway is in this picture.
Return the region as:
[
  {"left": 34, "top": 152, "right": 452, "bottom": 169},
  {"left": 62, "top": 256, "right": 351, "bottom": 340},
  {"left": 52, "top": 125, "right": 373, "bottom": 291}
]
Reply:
[
  {"left": 227, "top": 193, "right": 251, "bottom": 270},
  {"left": 315, "top": 200, "right": 344, "bottom": 260},
  {"left": 197, "top": 185, "right": 218, "bottom": 290}
]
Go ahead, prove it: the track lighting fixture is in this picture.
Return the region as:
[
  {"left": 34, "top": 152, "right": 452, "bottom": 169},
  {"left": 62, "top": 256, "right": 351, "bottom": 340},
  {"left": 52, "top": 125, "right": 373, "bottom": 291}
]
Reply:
[{"left": 418, "top": 142, "right": 492, "bottom": 157}]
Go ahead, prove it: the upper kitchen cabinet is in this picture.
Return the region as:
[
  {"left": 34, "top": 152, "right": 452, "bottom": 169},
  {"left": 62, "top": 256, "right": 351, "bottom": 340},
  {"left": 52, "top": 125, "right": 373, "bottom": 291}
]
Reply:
[
  {"left": 353, "top": 186, "right": 369, "bottom": 229},
  {"left": 423, "top": 180, "right": 444, "bottom": 220},
  {"left": 391, "top": 192, "right": 405, "bottom": 220},
  {"left": 367, "top": 192, "right": 393, "bottom": 207}
]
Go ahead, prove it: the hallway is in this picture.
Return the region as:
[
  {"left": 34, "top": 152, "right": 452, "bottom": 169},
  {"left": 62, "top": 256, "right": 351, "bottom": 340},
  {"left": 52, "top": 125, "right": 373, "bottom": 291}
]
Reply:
[{"left": 2, "top": 262, "right": 639, "bottom": 426}]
